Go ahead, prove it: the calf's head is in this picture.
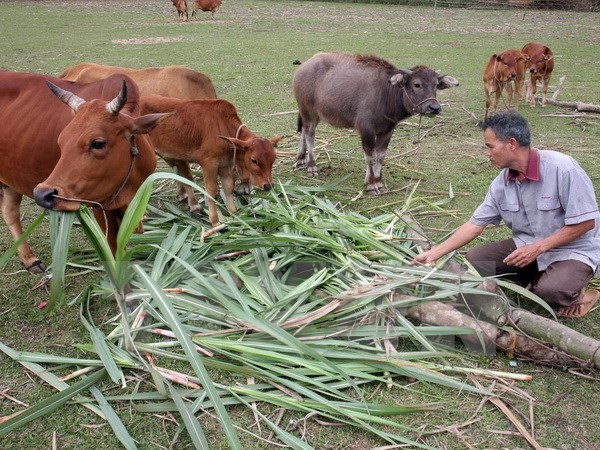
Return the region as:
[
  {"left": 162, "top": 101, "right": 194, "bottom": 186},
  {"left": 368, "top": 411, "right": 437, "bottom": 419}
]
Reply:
[
  {"left": 33, "top": 81, "right": 167, "bottom": 212},
  {"left": 220, "top": 135, "right": 282, "bottom": 191},
  {"left": 490, "top": 50, "right": 527, "bottom": 82},
  {"left": 389, "top": 66, "right": 459, "bottom": 116},
  {"left": 528, "top": 49, "right": 553, "bottom": 74}
]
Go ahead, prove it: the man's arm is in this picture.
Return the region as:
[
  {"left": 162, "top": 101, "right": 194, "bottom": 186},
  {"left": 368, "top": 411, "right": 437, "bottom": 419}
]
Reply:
[
  {"left": 410, "top": 221, "right": 486, "bottom": 265},
  {"left": 503, "top": 219, "right": 595, "bottom": 267}
]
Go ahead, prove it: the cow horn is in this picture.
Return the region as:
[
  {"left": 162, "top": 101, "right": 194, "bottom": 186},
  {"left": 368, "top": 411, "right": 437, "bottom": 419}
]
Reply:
[
  {"left": 106, "top": 80, "right": 128, "bottom": 116},
  {"left": 46, "top": 81, "right": 86, "bottom": 112}
]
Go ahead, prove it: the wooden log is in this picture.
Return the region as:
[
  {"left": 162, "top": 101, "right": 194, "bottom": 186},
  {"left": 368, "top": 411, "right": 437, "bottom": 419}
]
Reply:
[{"left": 401, "top": 213, "right": 600, "bottom": 369}]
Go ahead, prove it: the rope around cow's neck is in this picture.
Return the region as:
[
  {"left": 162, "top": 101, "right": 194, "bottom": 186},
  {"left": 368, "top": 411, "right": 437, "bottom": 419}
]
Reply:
[
  {"left": 231, "top": 124, "right": 248, "bottom": 174},
  {"left": 50, "top": 136, "right": 139, "bottom": 240}
]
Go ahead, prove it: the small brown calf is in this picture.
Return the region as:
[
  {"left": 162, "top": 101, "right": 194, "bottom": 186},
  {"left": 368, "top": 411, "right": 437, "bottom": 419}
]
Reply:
[
  {"left": 140, "top": 95, "right": 281, "bottom": 226},
  {"left": 483, "top": 49, "right": 527, "bottom": 119},
  {"left": 171, "top": 0, "right": 188, "bottom": 21},
  {"left": 521, "top": 42, "right": 554, "bottom": 108}
]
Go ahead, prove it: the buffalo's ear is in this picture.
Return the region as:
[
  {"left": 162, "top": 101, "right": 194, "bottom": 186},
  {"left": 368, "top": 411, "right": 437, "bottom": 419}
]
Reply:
[
  {"left": 438, "top": 75, "right": 459, "bottom": 90},
  {"left": 389, "top": 69, "right": 412, "bottom": 86}
]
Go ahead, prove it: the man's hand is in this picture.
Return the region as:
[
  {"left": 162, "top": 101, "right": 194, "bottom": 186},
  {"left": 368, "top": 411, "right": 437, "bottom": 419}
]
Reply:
[
  {"left": 410, "top": 249, "right": 438, "bottom": 266},
  {"left": 503, "top": 243, "right": 543, "bottom": 267}
]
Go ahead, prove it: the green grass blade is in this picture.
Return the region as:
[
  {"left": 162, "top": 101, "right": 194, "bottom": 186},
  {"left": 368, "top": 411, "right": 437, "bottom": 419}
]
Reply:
[
  {"left": 133, "top": 264, "right": 242, "bottom": 449},
  {"left": 0, "top": 212, "right": 45, "bottom": 268},
  {"left": 167, "top": 383, "right": 210, "bottom": 449},
  {"left": 48, "top": 211, "right": 75, "bottom": 309},
  {"left": 0, "top": 368, "right": 107, "bottom": 436},
  {"left": 89, "top": 385, "right": 138, "bottom": 450}
]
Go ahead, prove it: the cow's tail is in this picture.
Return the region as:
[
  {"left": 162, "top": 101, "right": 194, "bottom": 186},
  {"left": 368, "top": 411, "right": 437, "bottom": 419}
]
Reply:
[{"left": 296, "top": 114, "right": 303, "bottom": 134}]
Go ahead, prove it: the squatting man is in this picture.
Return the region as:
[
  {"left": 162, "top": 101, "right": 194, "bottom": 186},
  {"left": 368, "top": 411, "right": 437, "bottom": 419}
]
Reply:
[{"left": 411, "top": 111, "right": 600, "bottom": 318}]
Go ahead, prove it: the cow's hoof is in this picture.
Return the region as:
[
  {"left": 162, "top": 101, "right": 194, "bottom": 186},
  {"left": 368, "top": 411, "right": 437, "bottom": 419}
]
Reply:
[
  {"left": 26, "top": 260, "right": 46, "bottom": 273},
  {"left": 307, "top": 166, "right": 318, "bottom": 177},
  {"left": 190, "top": 206, "right": 204, "bottom": 218}
]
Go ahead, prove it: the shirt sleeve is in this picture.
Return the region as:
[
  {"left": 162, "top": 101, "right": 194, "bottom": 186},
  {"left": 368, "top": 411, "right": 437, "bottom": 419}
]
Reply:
[
  {"left": 470, "top": 188, "right": 502, "bottom": 226},
  {"left": 560, "top": 164, "right": 600, "bottom": 225}
]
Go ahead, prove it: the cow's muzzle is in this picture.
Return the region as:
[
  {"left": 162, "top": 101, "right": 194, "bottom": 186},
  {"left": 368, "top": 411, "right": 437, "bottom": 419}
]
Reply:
[
  {"left": 262, "top": 183, "right": 273, "bottom": 191},
  {"left": 33, "top": 186, "right": 58, "bottom": 209}
]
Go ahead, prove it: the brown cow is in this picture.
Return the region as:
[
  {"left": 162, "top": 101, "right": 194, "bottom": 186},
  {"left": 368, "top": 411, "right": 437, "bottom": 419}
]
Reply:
[
  {"left": 171, "top": 0, "right": 188, "bottom": 21},
  {"left": 0, "top": 70, "right": 166, "bottom": 272},
  {"left": 483, "top": 49, "right": 527, "bottom": 119},
  {"left": 59, "top": 63, "right": 217, "bottom": 100},
  {"left": 140, "top": 95, "right": 281, "bottom": 226},
  {"left": 59, "top": 63, "right": 219, "bottom": 205},
  {"left": 192, "top": 0, "right": 222, "bottom": 18},
  {"left": 521, "top": 42, "right": 554, "bottom": 108}
]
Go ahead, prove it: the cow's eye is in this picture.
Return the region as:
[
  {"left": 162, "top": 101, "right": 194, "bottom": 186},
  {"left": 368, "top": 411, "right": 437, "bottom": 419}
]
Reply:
[
  {"left": 90, "top": 140, "right": 107, "bottom": 151},
  {"left": 251, "top": 158, "right": 258, "bottom": 165},
  {"left": 413, "top": 82, "right": 421, "bottom": 88}
]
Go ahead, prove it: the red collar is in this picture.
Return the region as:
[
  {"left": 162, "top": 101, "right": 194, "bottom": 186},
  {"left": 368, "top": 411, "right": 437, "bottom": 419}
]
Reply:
[{"left": 507, "top": 148, "right": 540, "bottom": 183}]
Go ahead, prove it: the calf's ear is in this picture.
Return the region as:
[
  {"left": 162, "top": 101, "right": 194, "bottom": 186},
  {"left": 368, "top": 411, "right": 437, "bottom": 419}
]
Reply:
[
  {"left": 219, "top": 136, "right": 247, "bottom": 151},
  {"left": 438, "top": 75, "right": 459, "bottom": 90},
  {"left": 270, "top": 135, "right": 283, "bottom": 147}
]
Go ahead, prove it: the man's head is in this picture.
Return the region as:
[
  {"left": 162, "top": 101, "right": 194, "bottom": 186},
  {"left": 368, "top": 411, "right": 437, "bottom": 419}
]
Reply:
[{"left": 481, "top": 111, "right": 531, "bottom": 147}]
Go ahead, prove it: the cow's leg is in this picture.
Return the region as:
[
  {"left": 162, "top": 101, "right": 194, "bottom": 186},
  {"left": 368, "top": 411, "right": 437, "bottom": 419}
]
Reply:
[
  {"left": 164, "top": 158, "right": 202, "bottom": 216},
  {"left": 294, "top": 117, "right": 319, "bottom": 176},
  {"left": 529, "top": 76, "right": 538, "bottom": 107},
  {"left": 504, "top": 83, "right": 514, "bottom": 111},
  {"left": 513, "top": 78, "right": 523, "bottom": 111},
  {"left": 541, "top": 75, "right": 550, "bottom": 107},
  {"left": 1, "top": 186, "right": 45, "bottom": 272},
  {"left": 202, "top": 163, "right": 221, "bottom": 227},
  {"left": 219, "top": 165, "right": 237, "bottom": 216},
  {"left": 484, "top": 89, "right": 492, "bottom": 120}
]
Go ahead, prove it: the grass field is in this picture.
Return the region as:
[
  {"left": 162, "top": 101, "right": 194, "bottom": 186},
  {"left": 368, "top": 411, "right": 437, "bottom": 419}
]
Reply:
[{"left": 1, "top": 1, "right": 599, "bottom": 449}]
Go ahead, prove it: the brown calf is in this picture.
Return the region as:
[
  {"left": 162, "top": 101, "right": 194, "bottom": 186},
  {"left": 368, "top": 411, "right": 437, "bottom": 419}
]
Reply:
[
  {"left": 171, "top": 0, "right": 188, "bottom": 21},
  {"left": 483, "top": 49, "right": 527, "bottom": 119},
  {"left": 140, "top": 95, "right": 281, "bottom": 226},
  {"left": 522, "top": 42, "right": 554, "bottom": 107}
]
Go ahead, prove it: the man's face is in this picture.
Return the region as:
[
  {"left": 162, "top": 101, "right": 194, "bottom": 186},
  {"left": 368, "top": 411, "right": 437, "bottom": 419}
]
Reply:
[{"left": 484, "top": 128, "right": 511, "bottom": 169}]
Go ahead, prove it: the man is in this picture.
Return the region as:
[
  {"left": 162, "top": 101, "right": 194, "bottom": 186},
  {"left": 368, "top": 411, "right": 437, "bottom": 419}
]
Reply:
[{"left": 412, "top": 112, "right": 600, "bottom": 318}]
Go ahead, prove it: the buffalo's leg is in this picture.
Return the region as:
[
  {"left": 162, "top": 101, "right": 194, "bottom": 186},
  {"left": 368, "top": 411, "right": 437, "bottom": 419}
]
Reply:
[
  {"left": 362, "top": 128, "right": 392, "bottom": 195},
  {"left": 1, "top": 186, "right": 45, "bottom": 272},
  {"left": 294, "top": 118, "right": 319, "bottom": 176}
]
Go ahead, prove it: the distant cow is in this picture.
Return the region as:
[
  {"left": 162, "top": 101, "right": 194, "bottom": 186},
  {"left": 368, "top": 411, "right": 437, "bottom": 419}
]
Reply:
[
  {"left": 483, "top": 49, "right": 527, "bottom": 119},
  {"left": 0, "top": 71, "right": 165, "bottom": 271},
  {"left": 521, "top": 42, "right": 554, "bottom": 108},
  {"left": 293, "top": 52, "right": 459, "bottom": 194},
  {"left": 140, "top": 95, "right": 281, "bottom": 226},
  {"left": 171, "top": 0, "right": 188, "bottom": 21},
  {"left": 192, "top": 0, "right": 222, "bottom": 18}
]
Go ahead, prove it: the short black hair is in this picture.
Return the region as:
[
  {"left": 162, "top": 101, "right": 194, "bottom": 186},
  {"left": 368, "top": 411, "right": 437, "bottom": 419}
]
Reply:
[{"left": 481, "top": 112, "right": 531, "bottom": 147}]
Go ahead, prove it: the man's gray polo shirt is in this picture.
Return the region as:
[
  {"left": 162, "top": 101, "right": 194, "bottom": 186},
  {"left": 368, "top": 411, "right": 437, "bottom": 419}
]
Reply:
[{"left": 470, "top": 148, "right": 600, "bottom": 272}]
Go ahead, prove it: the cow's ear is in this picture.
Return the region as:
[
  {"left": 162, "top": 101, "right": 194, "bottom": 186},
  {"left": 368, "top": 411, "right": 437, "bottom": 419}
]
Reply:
[
  {"left": 270, "top": 135, "right": 283, "bottom": 147},
  {"left": 494, "top": 54, "right": 501, "bottom": 61},
  {"left": 438, "top": 75, "right": 459, "bottom": 90},
  {"left": 128, "top": 112, "right": 171, "bottom": 135},
  {"left": 219, "top": 136, "right": 247, "bottom": 151}
]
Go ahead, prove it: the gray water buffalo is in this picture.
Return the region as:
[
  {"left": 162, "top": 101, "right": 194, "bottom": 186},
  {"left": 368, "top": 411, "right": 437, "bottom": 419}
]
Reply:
[{"left": 293, "top": 52, "right": 459, "bottom": 194}]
